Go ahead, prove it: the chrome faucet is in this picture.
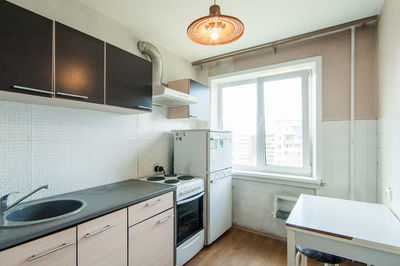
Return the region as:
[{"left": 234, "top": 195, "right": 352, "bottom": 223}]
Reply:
[{"left": 0, "top": 185, "right": 49, "bottom": 214}]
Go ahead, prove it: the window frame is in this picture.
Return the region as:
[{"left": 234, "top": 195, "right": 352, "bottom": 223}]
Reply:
[{"left": 218, "top": 70, "right": 312, "bottom": 177}]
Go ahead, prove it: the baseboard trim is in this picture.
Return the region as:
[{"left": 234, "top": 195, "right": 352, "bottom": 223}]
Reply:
[{"left": 232, "top": 225, "right": 285, "bottom": 241}]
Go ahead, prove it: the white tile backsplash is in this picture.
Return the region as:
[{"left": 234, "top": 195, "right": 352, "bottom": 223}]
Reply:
[
  {"left": 318, "top": 119, "right": 378, "bottom": 202},
  {"left": 378, "top": 111, "right": 400, "bottom": 213},
  {"left": 0, "top": 101, "right": 197, "bottom": 202}
]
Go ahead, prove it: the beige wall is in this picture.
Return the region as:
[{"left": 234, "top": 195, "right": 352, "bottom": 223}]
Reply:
[
  {"left": 378, "top": 0, "right": 400, "bottom": 118},
  {"left": 7, "top": 0, "right": 196, "bottom": 83},
  {"left": 198, "top": 24, "right": 378, "bottom": 121},
  {"left": 377, "top": 0, "right": 400, "bottom": 213}
]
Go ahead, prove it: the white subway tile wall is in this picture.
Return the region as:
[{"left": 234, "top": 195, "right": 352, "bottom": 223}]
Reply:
[
  {"left": 378, "top": 111, "right": 400, "bottom": 214},
  {"left": 232, "top": 178, "right": 315, "bottom": 238},
  {"left": 0, "top": 101, "right": 197, "bottom": 202},
  {"left": 319, "top": 120, "right": 378, "bottom": 202}
]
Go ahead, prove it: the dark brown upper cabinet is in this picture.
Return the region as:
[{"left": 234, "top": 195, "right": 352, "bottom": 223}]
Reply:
[
  {"left": 0, "top": 1, "right": 53, "bottom": 97},
  {"left": 106, "top": 43, "right": 152, "bottom": 111},
  {"left": 55, "top": 22, "right": 104, "bottom": 104}
]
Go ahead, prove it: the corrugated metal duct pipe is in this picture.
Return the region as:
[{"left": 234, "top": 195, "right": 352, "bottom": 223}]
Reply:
[{"left": 137, "top": 41, "right": 163, "bottom": 85}]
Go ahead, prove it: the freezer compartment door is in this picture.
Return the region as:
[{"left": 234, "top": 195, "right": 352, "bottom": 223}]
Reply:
[
  {"left": 207, "top": 174, "right": 232, "bottom": 245},
  {"left": 209, "top": 132, "right": 232, "bottom": 173},
  {"left": 174, "top": 131, "right": 207, "bottom": 177}
]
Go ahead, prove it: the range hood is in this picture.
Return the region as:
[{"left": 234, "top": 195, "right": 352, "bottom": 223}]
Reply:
[
  {"left": 137, "top": 41, "right": 199, "bottom": 107},
  {"left": 152, "top": 85, "right": 199, "bottom": 107}
]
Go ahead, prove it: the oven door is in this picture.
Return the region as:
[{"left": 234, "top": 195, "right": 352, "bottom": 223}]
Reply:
[{"left": 176, "top": 192, "right": 204, "bottom": 246}]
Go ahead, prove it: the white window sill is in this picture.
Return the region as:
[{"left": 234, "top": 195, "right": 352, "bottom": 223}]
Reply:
[{"left": 232, "top": 169, "right": 322, "bottom": 189}]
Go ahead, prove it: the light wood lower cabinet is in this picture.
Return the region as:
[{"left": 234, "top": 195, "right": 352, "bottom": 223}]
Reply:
[
  {"left": 128, "top": 192, "right": 173, "bottom": 226},
  {"left": 78, "top": 208, "right": 127, "bottom": 266},
  {"left": 129, "top": 208, "right": 174, "bottom": 266},
  {"left": 0, "top": 194, "right": 175, "bottom": 266},
  {"left": 0, "top": 227, "right": 76, "bottom": 266}
]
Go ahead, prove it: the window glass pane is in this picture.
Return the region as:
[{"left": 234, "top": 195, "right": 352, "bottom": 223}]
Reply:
[
  {"left": 263, "top": 77, "right": 303, "bottom": 167},
  {"left": 222, "top": 83, "right": 257, "bottom": 166}
]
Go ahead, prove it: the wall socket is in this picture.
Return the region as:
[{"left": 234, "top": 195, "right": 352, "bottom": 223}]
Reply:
[{"left": 385, "top": 187, "right": 393, "bottom": 202}]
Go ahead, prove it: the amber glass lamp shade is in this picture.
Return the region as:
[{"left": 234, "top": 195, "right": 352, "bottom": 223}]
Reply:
[{"left": 187, "top": 4, "right": 244, "bottom": 45}]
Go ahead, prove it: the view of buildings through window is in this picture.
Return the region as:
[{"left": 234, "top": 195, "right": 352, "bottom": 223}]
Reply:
[
  {"left": 221, "top": 73, "right": 307, "bottom": 173},
  {"left": 222, "top": 82, "right": 257, "bottom": 167},
  {"left": 263, "top": 77, "right": 304, "bottom": 168}
]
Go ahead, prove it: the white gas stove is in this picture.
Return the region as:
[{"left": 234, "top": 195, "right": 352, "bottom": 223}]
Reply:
[{"left": 141, "top": 174, "right": 204, "bottom": 202}]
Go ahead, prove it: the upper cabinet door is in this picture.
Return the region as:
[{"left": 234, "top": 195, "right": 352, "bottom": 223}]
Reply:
[
  {"left": 106, "top": 44, "right": 152, "bottom": 111},
  {"left": 0, "top": 1, "right": 53, "bottom": 96},
  {"left": 189, "top": 80, "right": 210, "bottom": 121},
  {"left": 55, "top": 22, "right": 104, "bottom": 104}
]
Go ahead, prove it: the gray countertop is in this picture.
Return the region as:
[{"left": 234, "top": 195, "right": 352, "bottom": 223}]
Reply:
[{"left": 0, "top": 179, "right": 175, "bottom": 251}]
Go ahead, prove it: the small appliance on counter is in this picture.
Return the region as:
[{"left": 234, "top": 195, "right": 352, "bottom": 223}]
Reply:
[
  {"left": 141, "top": 173, "right": 204, "bottom": 266},
  {"left": 172, "top": 130, "right": 232, "bottom": 246}
]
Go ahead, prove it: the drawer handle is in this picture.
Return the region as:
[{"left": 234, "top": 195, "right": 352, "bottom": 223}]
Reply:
[
  {"left": 56, "top": 92, "right": 88, "bottom": 99},
  {"left": 13, "top": 85, "right": 54, "bottom": 95},
  {"left": 145, "top": 199, "right": 164, "bottom": 207},
  {"left": 84, "top": 224, "right": 116, "bottom": 239},
  {"left": 158, "top": 215, "right": 174, "bottom": 224},
  {"left": 27, "top": 242, "right": 74, "bottom": 262}
]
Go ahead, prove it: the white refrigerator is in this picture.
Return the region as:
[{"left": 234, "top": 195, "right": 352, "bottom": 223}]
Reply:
[{"left": 173, "top": 130, "right": 232, "bottom": 245}]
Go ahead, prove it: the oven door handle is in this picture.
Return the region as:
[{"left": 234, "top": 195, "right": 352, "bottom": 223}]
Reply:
[{"left": 177, "top": 192, "right": 204, "bottom": 205}]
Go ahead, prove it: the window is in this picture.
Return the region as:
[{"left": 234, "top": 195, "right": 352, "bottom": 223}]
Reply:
[
  {"left": 221, "top": 82, "right": 257, "bottom": 166},
  {"left": 219, "top": 70, "right": 312, "bottom": 176}
]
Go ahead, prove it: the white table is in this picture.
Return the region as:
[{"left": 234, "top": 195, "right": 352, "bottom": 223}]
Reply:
[{"left": 286, "top": 195, "right": 400, "bottom": 266}]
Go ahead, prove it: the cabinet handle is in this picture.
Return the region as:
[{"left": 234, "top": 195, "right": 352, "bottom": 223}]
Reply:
[
  {"left": 84, "top": 224, "right": 116, "bottom": 239},
  {"left": 27, "top": 242, "right": 74, "bottom": 262},
  {"left": 12, "top": 85, "right": 54, "bottom": 95},
  {"left": 189, "top": 115, "right": 198, "bottom": 118},
  {"left": 145, "top": 199, "right": 164, "bottom": 207},
  {"left": 158, "top": 215, "right": 174, "bottom": 224},
  {"left": 56, "top": 92, "right": 88, "bottom": 99},
  {"left": 135, "top": 105, "right": 152, "bottom": 111}
]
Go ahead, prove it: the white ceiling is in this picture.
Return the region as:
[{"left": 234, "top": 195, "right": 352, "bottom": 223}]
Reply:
[{"left": 75, "top": 0, "right": 385, "bottom": 62}]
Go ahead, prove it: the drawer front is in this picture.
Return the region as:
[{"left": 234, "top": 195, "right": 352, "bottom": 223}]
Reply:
[
  {"left": 0, "top": 227, "right": 76, "bottom": 266},
  {"left": 129, "top": 208, "right": 174, "bottom": 266},
  {"left": 128, "top": 192, "right": 173, "bottom": 226},
  {"left": 78, "top": 209, "right": 127, "bottom": 266}
]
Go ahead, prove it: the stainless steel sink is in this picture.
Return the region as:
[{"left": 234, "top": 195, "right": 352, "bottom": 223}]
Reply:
[{"left": 0, "top": 199, "right": 86, "bottom": 227}]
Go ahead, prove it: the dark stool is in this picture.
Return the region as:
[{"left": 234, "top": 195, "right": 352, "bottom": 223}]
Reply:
[{"left": 296, "top": 245, "right": 346, "bottom": 266}]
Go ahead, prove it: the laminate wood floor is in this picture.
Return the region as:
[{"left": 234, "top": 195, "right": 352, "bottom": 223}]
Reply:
[{"left": 185, "top": 228, "right": 365, "bottom": 266}]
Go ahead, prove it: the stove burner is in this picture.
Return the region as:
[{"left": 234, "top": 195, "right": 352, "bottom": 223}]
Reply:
[
  {"left": 147, "top": 176, "right": 165, "bottom": 181},
  {"left": 164, "top": 179, "right": 180, "bottom": 184},
  {"left": 164, "top": 174, "right": 178, "bottom": 177},
  {"left": 178, "top": 175, "right": 195, "bottom": 181}
]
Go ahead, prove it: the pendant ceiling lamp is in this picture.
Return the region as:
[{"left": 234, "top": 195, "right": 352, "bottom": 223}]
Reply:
[{"left": 187, "top": 0, "right": 244, "bottom": 45}]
